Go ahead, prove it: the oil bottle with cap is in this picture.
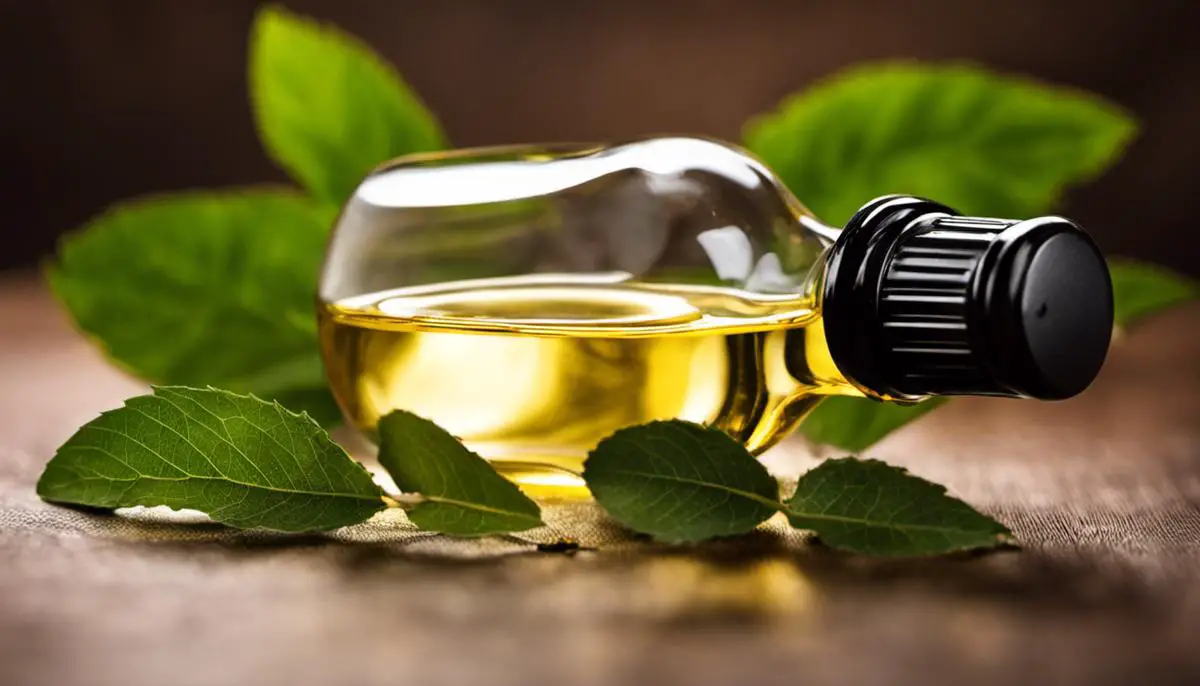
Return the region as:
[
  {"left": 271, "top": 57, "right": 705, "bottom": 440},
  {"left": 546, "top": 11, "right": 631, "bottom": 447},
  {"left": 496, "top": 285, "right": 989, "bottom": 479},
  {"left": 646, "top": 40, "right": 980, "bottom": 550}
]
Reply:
[{"left": 317, "top": 137, "right": 1113, "bottom": 495}]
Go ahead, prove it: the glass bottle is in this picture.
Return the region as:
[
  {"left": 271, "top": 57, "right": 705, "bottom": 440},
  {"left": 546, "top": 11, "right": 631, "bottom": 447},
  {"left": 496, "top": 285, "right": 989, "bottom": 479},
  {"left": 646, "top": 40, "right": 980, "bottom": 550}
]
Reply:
[{"left": 318, "top": 137, "right": 1113, "bottom": 496}]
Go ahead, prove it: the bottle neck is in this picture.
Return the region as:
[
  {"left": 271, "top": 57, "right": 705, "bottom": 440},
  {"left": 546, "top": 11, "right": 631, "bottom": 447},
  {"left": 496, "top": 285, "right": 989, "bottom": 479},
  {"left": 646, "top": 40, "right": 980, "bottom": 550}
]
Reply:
[
  {"left": 782, "top": 296, "right": 894, "bottom": 402},
  {"left": 796, "top": 212, "right": 843, "bottom": 246}
]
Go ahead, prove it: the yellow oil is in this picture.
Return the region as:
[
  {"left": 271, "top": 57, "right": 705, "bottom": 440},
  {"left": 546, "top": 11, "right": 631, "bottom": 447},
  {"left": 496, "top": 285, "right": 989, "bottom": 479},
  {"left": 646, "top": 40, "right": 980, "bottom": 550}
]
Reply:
[{"left": 318, "top": 274, "right": 856, "bottom": 497}]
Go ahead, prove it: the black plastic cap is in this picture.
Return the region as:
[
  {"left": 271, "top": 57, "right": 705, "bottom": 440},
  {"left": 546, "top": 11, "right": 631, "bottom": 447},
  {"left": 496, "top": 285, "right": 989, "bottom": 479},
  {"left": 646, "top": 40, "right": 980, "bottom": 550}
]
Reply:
[{"left": 822, "top": 195, "right": 1114, "bottom": 400}]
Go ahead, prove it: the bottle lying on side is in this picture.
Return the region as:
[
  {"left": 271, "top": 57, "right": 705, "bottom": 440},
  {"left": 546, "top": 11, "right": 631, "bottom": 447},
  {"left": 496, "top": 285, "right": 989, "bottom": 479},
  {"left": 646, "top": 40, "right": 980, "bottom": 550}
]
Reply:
[{"left": 317, "top": 136, "right": 1113, "bottom": 495}]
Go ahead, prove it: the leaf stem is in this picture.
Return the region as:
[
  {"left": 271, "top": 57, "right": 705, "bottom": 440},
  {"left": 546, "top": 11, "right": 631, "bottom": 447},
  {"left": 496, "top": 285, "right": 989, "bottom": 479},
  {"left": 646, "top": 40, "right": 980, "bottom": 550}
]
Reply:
[{"left": 383, "top": 493, "right": 425, "bottom": 510}]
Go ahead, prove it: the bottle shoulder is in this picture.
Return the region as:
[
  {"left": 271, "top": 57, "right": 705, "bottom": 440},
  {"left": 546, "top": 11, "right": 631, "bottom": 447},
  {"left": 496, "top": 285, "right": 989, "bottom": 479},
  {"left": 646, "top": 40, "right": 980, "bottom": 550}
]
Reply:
[
  {"left": 353, "top": 136, "right": 792, "bottom": 209},
  {"left": 322, "top": 136, "right": 835, "bottom": 304}
]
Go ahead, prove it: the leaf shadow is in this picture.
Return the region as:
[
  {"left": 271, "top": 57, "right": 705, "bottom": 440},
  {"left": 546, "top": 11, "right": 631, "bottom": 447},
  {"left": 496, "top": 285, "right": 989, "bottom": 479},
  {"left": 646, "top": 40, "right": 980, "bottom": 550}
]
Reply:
[
  {"left": 630, "top": 532, "right": 1167, "bottom": 619},
  {"left": 53, "top": 504, "right": 461, "bottom": 558},
  {"left": 53, "top": 505, "right": 1173, "bottom": 625}
]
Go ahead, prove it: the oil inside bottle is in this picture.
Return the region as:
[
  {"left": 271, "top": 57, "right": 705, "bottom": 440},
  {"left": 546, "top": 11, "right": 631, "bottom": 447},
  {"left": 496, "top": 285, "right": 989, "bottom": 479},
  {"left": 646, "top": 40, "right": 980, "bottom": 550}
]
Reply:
[{"left": 319, "top": 273, "right": 851, "bottom": 497}]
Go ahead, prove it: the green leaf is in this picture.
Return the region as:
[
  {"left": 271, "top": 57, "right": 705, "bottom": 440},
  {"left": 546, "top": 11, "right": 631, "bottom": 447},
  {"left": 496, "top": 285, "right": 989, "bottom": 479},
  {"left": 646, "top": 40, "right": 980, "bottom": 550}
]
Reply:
[
  {"left": 36, "top": 387, "right": 385, "bottom": 532},
  {"left": 784, "top": 458, "right": 1012, "bottom": 556},
  {"left": 47, "top": 190, "right": 337, "bottom": 422},
  {"left": 799, "top": 396, "right": 947, "bottom": 453},
  {"left": 271, "top": 387, "right": 345, "bottom": 428},
  {"left": 744, "top": 62, "right": 1136, "bottom": 225},
  {"left": 583, "top": 421, "right": 780, "bottom": 542},
  {"left": 250, "top": 5, "right": 447, "bottom": 206},
  {"left": 1109, "top": 259, "right": 1198, "bottom": 327},
  {"left": 376, "top": 411, "right": 543, "bottom": 536}
]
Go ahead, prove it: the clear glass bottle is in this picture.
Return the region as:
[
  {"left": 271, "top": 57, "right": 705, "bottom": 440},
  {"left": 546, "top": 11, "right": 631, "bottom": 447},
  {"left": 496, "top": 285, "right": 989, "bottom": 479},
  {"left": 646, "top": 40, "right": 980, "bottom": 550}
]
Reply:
[{"left": 318, "top": 137, "right": 1113, "bottom": 496}]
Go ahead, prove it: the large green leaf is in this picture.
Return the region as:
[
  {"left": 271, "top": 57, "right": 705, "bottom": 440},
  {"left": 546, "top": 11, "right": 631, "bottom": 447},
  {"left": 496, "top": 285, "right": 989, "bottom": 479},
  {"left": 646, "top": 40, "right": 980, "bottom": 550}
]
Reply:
[
  {"left": 744, "top": 62, "right": 1136, "bottom": 225},
  {"left": 250, "top": 5, "right": 447, "bottom": 206},
  {"left": 47, "top": 190, "right": 339, "bottom": 422},
  {"left": 376, "top": 411, "right": 543, "bottom": 536},
  {"left": 747, "top": 62, "right": 1137, "bottom": 450},
  {"left": 583, "top": 421, "right": 780, "bottom": 542},
  {"left": 784, "top": 457, "right": 1012, "bottom": 556},
  {"left": 37, "top": 387, "right": 385, "bottom": 532}
]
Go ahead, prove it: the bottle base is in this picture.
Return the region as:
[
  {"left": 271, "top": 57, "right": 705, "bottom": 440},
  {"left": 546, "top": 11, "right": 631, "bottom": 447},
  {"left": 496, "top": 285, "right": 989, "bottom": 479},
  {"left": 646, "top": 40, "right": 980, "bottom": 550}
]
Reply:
[
  {"left": 489, "top": 460, "right": 592, "bottom": 500},
  {"left": 469, "top": 443, "right": 591, "bottom": 499}
]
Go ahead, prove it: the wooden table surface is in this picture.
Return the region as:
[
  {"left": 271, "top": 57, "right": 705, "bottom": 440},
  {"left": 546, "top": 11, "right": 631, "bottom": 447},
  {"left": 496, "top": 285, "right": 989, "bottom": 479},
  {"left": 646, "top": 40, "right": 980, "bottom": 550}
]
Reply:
[{"left": 1, "top": 272, "right": 1198, "bottom": 686}]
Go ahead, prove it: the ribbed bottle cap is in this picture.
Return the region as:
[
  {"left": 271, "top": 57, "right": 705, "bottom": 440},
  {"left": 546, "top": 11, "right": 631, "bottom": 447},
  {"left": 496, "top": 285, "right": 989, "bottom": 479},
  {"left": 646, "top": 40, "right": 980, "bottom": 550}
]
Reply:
[{"left": 822, "top": 195, "right": 1114, "bottom": 400}]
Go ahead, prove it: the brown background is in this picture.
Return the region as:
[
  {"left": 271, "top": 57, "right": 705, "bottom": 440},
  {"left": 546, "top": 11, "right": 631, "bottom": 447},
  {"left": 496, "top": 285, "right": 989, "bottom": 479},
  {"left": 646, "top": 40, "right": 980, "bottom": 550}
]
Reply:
[{"left": 3, "top": 0, "right": 1199, "bottom": 274}]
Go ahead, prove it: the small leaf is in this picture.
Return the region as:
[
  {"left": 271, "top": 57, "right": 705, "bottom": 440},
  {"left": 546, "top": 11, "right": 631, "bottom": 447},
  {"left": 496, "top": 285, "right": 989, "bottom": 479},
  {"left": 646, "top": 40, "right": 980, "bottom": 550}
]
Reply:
[
  {"left": 583, "top": 421, "right": 779, "bottom": 542},
  {"left": 47, "top": 190, "right": 338, "bottom": 424},
  {"left": 376, "top": 411, "right": 543, "bottom": 536},
  {"left": 799, "top": 397, "right": 947, "bottom": 453},
  {"left": 745, "top": 62, "right": 1136, "bottom": 225},
  {"left": 785, "top": 458, "right": 1012, "bottom": 556},
  {"left": 250, "top": 5, "right": 447, "bottom": 206},
  {"left": 1110, "top": 259, "right": 1197, "bottom": 327},
  {"left": 37, "top": 387, "right": 385, "bottom": 532}
]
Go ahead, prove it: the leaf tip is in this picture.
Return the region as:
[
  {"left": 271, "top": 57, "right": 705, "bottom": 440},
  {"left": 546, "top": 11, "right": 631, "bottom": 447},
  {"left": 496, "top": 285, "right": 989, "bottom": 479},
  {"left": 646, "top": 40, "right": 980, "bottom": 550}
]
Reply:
[{"left": 251, "top": 3, "right": 304, "bottom": 40}]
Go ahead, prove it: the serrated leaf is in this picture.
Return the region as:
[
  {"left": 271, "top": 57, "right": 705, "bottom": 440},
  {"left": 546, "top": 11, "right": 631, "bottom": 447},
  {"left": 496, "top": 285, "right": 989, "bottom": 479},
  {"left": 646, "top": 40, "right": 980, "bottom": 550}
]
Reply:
[
  {"left": 376, "top": 411, "right": 542, "bottom": 536},
  {"left": 583, "top": 421, "right": 779, "bottom": 542},
  {"left": 250, "top": 5, "right": 447, "bottom": 206},
  {"left": 745, "top": 62, "right": 1136, "bottom": 225},
  {"left": 271, "top": 387, "right": 345, "bottom": 429},
  {"left": 47, "top": 190, "right": 340, "bottom": 425},
  {"left": 785, "top": 458, "right": 1012, "bottom": 556},
  {"left": 36, "top": 387, "right": 385, "bottom": 532},
  {"left": 799, "top": 396, "right": 947, "bottom": 453},
  {"left": 1109, "top": 259, "right": 1198, "bottom": 327}
]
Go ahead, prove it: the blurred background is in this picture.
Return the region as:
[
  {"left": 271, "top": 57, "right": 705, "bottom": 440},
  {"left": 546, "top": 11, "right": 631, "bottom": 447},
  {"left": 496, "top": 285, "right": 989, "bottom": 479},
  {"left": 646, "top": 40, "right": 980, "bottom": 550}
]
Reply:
[{"left": 4, "top": 0, "right": 1198, "bottom": 275}]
